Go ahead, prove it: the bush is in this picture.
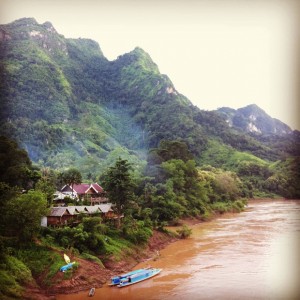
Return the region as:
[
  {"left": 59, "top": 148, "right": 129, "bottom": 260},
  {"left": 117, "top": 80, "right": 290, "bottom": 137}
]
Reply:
[
  {"left": 62, "top": 262, "right": 79, "bottom": 280},
  {"left": 15, "top": 245, "right": 64, "bottom": 283},
  {"left": 0, "top": 269, "right": 22, "bottom": 299},
  {"left": 211, "top": 202, "right": 229, "bottom": 214},
  {"left": 80, "top": 253, "right": 104, "bottom": 268},
  {"left": 176, "top": 224, "right": 192, "bottom": 239},
  {"left": 5, "top": 256, "right": 32, "bottom": 285},
  {"left": 0, "top": 255, "right": 33, "bottom": 299}
]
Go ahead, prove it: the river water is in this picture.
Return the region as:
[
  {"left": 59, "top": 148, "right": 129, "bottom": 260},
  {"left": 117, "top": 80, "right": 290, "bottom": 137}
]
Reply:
[{"left": 57, "top": 199, "right": 300, "bottom": 300}]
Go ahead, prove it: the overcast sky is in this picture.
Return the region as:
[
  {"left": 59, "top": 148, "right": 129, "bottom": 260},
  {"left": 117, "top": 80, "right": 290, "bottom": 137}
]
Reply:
[{"left": 1, "top": 0, "right": 299, "bottom": 130}]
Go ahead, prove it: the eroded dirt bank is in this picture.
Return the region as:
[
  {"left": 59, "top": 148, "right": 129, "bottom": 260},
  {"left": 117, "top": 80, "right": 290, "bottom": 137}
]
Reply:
[{"left": 24, "top": 230, "right": 177, "bottom": 300}]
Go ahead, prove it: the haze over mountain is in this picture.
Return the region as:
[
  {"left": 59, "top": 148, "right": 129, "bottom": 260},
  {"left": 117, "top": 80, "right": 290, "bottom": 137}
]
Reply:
[
  {"left": 0, "top": 18, "right": 299, "bottom": 195},
  {"left": 216, "top": 104, "right": 292, "bottom": 136},
  {"left": 1, "top": 17, "right": 300, "bottom": 300}
]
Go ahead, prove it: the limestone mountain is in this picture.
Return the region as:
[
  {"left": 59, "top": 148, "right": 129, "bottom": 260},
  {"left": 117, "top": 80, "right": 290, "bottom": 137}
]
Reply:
[
  {"left": 0, "top": 18, "right": 298, "bottom": 181},
  {"left": 216, "top": 104, "right": 292, "bottom": 136}
]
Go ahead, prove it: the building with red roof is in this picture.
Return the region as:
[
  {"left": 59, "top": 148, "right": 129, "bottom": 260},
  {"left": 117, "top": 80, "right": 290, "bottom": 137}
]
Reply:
[{"left": 61, "top": 183, "right": 107, "bottom": 204}]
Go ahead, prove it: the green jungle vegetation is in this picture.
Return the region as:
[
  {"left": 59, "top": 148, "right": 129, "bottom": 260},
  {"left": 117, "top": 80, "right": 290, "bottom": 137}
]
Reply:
[{"left": 0, "top": 18, "right": 300, "bottom": 298}]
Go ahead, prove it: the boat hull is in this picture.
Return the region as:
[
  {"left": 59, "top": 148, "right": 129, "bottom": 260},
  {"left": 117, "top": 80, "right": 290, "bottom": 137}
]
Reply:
[
  {"left": 88, "top": 287, "right": 95, "bottom": 297},
  {"left": 117, "top": 268, "right": 162, "bottom": 288},
  {"left": 109, "top": 268, "right": 150, "bottom": 286},
  {"left": 60, "top": 262, "right": 75, "bottom": 272}
]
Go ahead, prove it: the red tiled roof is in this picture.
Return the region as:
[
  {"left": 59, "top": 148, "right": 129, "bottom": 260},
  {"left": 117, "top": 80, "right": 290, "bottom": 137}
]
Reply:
[
  {"left": 91, "top": 183, "right": 104, "bottom": 193},
  {"left": 72, "top": 183, "right": 104, "bottom": 195}
]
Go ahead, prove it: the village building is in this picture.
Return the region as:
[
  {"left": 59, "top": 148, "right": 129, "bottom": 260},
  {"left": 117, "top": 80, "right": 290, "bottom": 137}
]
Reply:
[
  {"left": 53, "top": 191, "right": 68, "bottom": 206},
  {"left": 43, "top": 207, "right": 74, "bottom": 227},
  {"left": 85, "top": 206, "right": 101, "bottom": 215},
  {"left": 42, "top": 204, "right": 117, "bottom": 227},
  {"left": 60, "top": 183, "right": 108, "bottom": 204},
  {"left": 94, "top": 204, "right": 116, "bottom": 219},
  {"left": 41, "top": 183, "right": 119, "bottom": 227}
]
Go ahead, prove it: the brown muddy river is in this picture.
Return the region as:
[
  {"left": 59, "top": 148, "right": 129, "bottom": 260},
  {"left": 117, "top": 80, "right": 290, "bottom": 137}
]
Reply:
[{"left": 58, "top": 199, "right": 300, "bottom": 300}]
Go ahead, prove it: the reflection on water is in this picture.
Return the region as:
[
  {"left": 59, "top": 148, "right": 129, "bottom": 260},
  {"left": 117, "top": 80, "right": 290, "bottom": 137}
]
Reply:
[{"left": 57, "top": 200, "right": 300, "bottom": 300}]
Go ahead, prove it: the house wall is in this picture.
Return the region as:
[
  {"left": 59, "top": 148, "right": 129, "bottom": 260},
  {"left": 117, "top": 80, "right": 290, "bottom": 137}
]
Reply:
[
  {"left": 90, "top": 196, "right": 108, "bottom": 205},
  {"left": 47, "top": 215, "right": 74, "bottom": 226}
]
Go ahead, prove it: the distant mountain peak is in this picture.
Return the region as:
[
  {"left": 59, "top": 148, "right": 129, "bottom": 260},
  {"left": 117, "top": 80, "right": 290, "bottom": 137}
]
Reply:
[
  {"left": 238, "top": 104, "right": 267, "bottom": 117},
  {"left": 0, "top": 17, "right": 69, "bottom": 56},
  {"left": 42, "top": 21, "right": 57, "bottom": 33},
  {"left": 11, "top": 17, "right": 38, "bottom": 26},
  {"left": 217, "top": 104, "right": 292, "bottom": 136},
  {"left": 116, "top": 46, "right": 160, "bottom": 74}
]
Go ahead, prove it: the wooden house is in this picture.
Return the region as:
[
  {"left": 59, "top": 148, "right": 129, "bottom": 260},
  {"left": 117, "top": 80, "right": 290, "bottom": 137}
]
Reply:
[
  {"left": 67, "top": 206, "right": 88, "bottom": 215},
  {"left": 42, "top": 204, "right": 118, "bottom": 227},
  {"left": 85, "top": 206, "right": 101, "bottom": 215},
  {"left": 46, "top": 207, "right": 74, "bottom": 226},
  {"left": 53, "top": 191, "right": 68, "bottom": 206},
  {"left": 60, "top": 183, "right": 106, "bottom": 204},
  {"left": 94, "top": 204, "right": 117, "bottom": 219}
]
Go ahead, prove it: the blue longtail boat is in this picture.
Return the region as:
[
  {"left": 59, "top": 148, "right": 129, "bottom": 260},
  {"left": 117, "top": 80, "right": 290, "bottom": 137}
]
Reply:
[
  {"left": 60, "top": 262, "right": 75, "bottom": 272},
  {"left": 117, "top": 268, "right": 162, "bottom": 287},
  {"left": 109, "top": 268, "right": 148, "bottom": 286}
]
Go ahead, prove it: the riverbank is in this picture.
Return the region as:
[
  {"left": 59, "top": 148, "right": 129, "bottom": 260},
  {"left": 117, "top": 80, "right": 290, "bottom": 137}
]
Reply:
[
  {"left": 25, "top": 218, "right": 225, "bottom": 299},
  {"left": 23, "top": 230, "right": 177, "bottom": 300},
  {"left": 24, "top": 200, "right": 253, "bottom": 299}
]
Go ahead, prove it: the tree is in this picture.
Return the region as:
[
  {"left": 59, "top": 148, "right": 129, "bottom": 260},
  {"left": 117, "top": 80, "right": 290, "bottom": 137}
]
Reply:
[
  {"left": 213, "top": 172, "right": 241, "bottom": 201},
  {"left": 0, "top": 182, "right": 19, "bottom": 237},
  {"left": 160, "top": 159, "right": 209, "bottom": 216},
  {"left": 35, "top": 179, "right": 56, "bottom": 207},
  {"left": 35, "top": 167, "right": 56, "bottom": 206},
  {"left": 148, "top": 140, "right": 194, "bottom": 164},
  {"left": 102, "top": 158, "right": 136, "bottom": 227},
  {"left": 0, "top": 136, "right": 36, "bottom": 189},
  {"left": 5, "top": 190, "right": 48, "bottom": 241},
  {"left": 62, "top": 168, "right": 82, "bottom": 198}
]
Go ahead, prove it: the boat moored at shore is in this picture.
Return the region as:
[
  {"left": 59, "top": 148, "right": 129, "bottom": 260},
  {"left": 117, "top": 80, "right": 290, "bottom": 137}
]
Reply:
[
  {"left": 109, "top": 268, "right": 148, "bottom": 286},
  {"left": 117, "top": 268, "right": 162, "bottom": 288}
]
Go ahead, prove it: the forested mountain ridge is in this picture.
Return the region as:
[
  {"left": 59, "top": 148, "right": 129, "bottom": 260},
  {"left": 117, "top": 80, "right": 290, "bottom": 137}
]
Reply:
[
  {"left": 2, "top": 18, "right": 300, "bottom": 300},
  {"left": 0, "top": 18, "right": 299, "bottom": 197},
  {"left": 216, "top": 104, "right": 292, "bottom": 135}
]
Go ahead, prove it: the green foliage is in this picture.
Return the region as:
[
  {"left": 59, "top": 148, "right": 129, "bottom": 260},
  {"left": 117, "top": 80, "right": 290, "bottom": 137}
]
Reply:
[
  {"left": 0, "top": 269, "right": 23, "bottom": 299},
  {"left": 4, "top": 256, "right": 33, "bottom": 285},
  {"left": 122, "top": 216, "right": 153, "bottom": 244},
  {"left": 62, "top": 168, "right": 82, "bottom": 197},
  {"left": 102, "top": 158, "right": 136, "bottom": 220},
  {"left": 0, "top": 255, "right": 33, "bottom": 299},
  {"left": 211, "top": 202, "right": 229, "bottom": 214},
  {"left": 176, "top": 224, "right": 192, "bottom": 239},
  {"left": 213, "top": 172, "right": 240, "bottom": 201},
  {"left": 35, "top": 167, "right": 57, "bottom": 206},
  {"left": 80, "top": 253, "right": 104, "bottom": 268},
  {"left": 0, "top": 22, "right": 299, "bottom": 297},
  {"left": 198, "top": 139, "right": 269, "bottom": 170},
  {"left": 149, "top": 140, "right": 194, "bottom": 164},
  {"left": 211, "top": 199, "right": 246, "bottom": 214},
  {"left": 1, "top": 18, "right": 297, "bottom": 202},
  {"left": 62, "top": 168, "right": 82, "bottom": 185},
  {"left": 265, "top": 157, "right": 300, "bottom": 198},
  {"left": 15, "top": 244, "right": 64, "bottom": 285},
  {"left": 0, "top": 136, "right": 36, "bottom": 189},
  {"left": 143, "top": 148, "right": 213, "bottom": 222},
  {"left": 0, "top": 182, "right": 19, "bottom": 209},
  {"left": 5, "top": 190, "right": 48, "bottom": 241},
  {"left": 197, "top": 167, "right": 242, "bottom": 202}
]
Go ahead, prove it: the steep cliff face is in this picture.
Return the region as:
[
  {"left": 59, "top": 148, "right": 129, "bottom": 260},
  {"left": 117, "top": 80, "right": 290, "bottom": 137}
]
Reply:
[
  {"left": 0, "top": 18, "right": 297, "bottom": 177},
  {"left": 217, "top": 104, "right": 292, "bottom": 136}
]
